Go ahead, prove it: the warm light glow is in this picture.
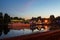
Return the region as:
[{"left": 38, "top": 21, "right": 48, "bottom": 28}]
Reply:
[
  {"left": 44, "top": 26, "right": 48, "bottom": 31},
  {"left": 44, "top": 20, "right": 48, "bottom": 23},
  {"left": 45, "top": 26, "right": 48, "bottom": 29}
]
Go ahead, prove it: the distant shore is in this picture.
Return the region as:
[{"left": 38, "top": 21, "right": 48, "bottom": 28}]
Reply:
[{"left": 8, "top": 23, "right": 30, "bottom": 30}]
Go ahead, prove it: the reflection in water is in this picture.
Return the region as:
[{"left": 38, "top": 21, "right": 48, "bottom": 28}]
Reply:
[
  {"left": 0, "top": 29, "right": 32, "bottom": 39},
  {"left": 35, "top": 25, "right": 50, "bottom": 31},
  {"left": 0, "top": 25, "right": 50, "bottom": 39},
  {"left": 44, "top": 26, "right": 50, "bottom": 31}
]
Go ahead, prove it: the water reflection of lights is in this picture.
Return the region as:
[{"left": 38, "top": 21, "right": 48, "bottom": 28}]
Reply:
[
  {"left": 44, "top": 26, "right": 50, "bottom": 31},
  {"left": 41, "top": 28, "right": 44, "bottom": 30},
  {"left": 45, "top": 26, "right": 48, "bottom": 29},
  {"left": 0, "top": 28, "right": 50, "bottom": 39},
  {"left": 33, "top": 29, "right": 39, "bottom": 32},
  {"left": 36, "top": 25, "right": 49, "bottom": 31}
]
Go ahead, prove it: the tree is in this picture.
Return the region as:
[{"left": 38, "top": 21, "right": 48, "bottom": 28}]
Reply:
[
  {"left": 14, "top": 17, "right": 18, "bottom": 20},
  {"left": 56, "top": 16, "right": 60, "bottom": 20},
  {"left": 10, "top": 17, "right": 14, "bottom": 20},
  {"left": 18, "top": 18, "right": 22, "bottom": 20},
  {"left": 0, "top": 12, "right": 3, "bottom": 36},
  {"left": 31, "top": 17, "right": 37, "bottom": 22},
  {"left": 3, "top": 13, "right": 11, "bottom": 35},
  {"left": 37, "top": 16, "right": 41, "bottom": 20},
  {"left": 56, "top": 16, "right": 60, "bottom": 25},
  {"left": 49, "top": 15, "right": 55, "bottom": 24},
  {"left": 36, "top": 16, "right": 41, "bottom": 22},
  {"left": 49, "top": 15, "right": 57, "bottom": 30}
]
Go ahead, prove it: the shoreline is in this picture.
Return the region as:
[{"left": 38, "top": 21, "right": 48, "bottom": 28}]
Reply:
[{"left": 2, "top": 29, "right": 60, "bottom": 40}]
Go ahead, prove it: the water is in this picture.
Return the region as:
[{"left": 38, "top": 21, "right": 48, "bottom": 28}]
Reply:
[{"left": 0, "top": 28, "right": 48, "bottom": 39}]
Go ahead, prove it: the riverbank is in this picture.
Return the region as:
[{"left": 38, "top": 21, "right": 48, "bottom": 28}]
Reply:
[
  {"left": 8, "top": 23, "right": 30, "bottom": 30},
  {"left": 2, "top": 29, "right": 60, "bottom": 40}
]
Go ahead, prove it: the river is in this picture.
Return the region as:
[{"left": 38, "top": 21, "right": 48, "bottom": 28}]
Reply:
[{"left": 0, "top": 27, "right": 49, "bottom": 39}]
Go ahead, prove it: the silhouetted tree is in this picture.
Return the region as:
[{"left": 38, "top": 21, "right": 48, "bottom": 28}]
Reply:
[
  {"left": 14, "top": 17, "right": 18, "bottom": 20},
  {"left": 49, "top": 15, "right": 59, "bottom": 30},
  {"left": 10, "top": 17, "right": 14, "bottom": 20},
  {"left": 37, "top": 16, "right": 41, "bottom": 20},
  {"left": 56, "top": 16, "right": 60, "bottom": 25},
  {"left": 50, "top": 15, "right": 55, "bottom": 24},
  {"left": 0, "top": 12, "right": 3, "bottom": 36},
  {"left": 18, "top": 18, "right": 22, "bottom": 20},
  {"left": 3, "top": 13, "right": 11, "bottom": 35},
  {"left": 36, "top": 16, "right": 41, "bottom": 22},
  {"left": 56, "top": 16, "right": 60, "bottom": 21},
  {"left": 31, "top": 17, "right": 36, "bottom": 20}
]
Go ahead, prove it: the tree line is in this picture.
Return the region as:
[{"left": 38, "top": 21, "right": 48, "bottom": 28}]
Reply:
[
  {"left": 0, "top": 12, "right": 60, "bottom": 36},
  {"left": 0, "top": 12, "right": 11, "bottom": 36}
]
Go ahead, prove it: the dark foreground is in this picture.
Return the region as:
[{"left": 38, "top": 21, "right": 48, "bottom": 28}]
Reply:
[{"left": 2, "top": 30, "right": 60, "bottom": 40}]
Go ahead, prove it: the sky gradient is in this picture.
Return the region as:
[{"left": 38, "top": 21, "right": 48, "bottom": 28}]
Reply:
[{"left": 0, "top": 0, "right": 60, "bottom": 19}]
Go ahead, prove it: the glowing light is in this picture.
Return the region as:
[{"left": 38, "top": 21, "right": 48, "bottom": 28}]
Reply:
[
  {"left": 41, "top": 28, "right": 44, "bottom": 30},
  {"left": 44, "top": 26, "right": 49, "bottom": 31},
  {"left": 44, "top": 20, "right": 48, "bottom": 23},
  {"left": 45, "top": 26, "right": 48, "bottom": 29}
]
